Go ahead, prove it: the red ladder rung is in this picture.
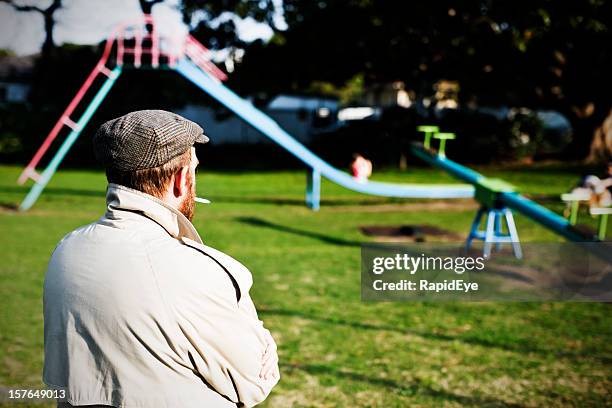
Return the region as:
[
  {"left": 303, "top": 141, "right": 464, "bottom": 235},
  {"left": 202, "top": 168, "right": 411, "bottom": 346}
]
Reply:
[
  {"left": 29, "top": 169, "right": 41, "bottom": 182},
  {"left": 122, "top": 48, "right": 156, "bottom": 54},
  {"left": 16, "top": 166, "right": 41, "bottom": 184},
  {"left": 62, "top": 116, "right": 81, "bottom": 131},
  {"left": 98, "top": 65, "right": 117, "bottom": 79}
]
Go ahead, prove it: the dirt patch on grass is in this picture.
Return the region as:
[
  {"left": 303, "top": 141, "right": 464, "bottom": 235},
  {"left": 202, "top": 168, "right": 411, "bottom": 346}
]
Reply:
[
  {"left": 328, "top": 199, "right": 478, "bottom": 213},
  {"left": 360, "top": 224, "right": 464, "bottom": 242},
  {"left": 0, "top": 202, "right": 19, "bottom": 212}
]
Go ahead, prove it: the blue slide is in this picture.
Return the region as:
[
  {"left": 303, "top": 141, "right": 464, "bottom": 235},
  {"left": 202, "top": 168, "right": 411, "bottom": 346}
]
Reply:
[{"left": 175, "top": 59, "right": 474, "bottom": 209}]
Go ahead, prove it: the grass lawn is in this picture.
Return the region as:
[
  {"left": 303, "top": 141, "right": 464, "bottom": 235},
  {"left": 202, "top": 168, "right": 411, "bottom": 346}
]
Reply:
[{"left": 0, "top": 163, "right": 610, "bottom": 407}]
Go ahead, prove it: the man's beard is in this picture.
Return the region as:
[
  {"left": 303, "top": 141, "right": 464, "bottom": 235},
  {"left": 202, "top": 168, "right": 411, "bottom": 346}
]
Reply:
[{"left": 178, "top": 172, "right": 195, "bottom": 222}]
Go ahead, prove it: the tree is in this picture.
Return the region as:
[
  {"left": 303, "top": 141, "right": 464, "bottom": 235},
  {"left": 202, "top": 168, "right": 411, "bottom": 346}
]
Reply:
[
  {"left": 180, "top": 0, "right": 279, "bottom": 50},
  {"left": 138, "top": 0, "right": 164, "bottom": 15},
  {"left": 0, "top": 0, "right": 63, "bottom": 58},
  {"left": 231, "top": 0, "right": 611, "bottom": 161}
]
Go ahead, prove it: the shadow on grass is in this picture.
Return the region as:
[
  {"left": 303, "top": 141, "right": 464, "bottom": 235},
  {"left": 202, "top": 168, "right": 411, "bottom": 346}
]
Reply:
[
  {"left": 523, "top": 193, "right": 568, "bottom": 203},
  {"left": 282, "top": 362, "right": 525, "bottom": 407},
  {"left": 261, "top": 308, "right": 611, "bottom": 365},
  {"left": 211, "top": 194, "right": 399, "bottom": 207},
  {"left": 211, "top": 195, "right": 306, "bottom": 206},
  {"left": 0, "top": 187, "right": 417, "bottom": 208},
  {"left": 0, "top": 185, "right": 105, "bottom": 198},
  {"left": 236, "top": 216, "right": 362, "bottom": 247},
  {"left": 0, "top": 202, "right": 18, "bottom": 211}
]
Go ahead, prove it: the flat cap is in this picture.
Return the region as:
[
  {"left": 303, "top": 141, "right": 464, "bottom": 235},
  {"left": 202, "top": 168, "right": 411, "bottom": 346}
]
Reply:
[{"left": 93, "top": 110, "right": 208, "bottom": 171}]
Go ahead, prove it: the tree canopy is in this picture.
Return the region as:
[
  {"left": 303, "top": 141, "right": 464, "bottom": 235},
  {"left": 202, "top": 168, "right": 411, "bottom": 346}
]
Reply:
[
  {"left": 228, "top": 0, "right": 610, "bottom": 158},
  {"left": 3, "top": 0, "right": 610, "bottom": 162},
  {"left": 180, "top": 0, "right": 280, "bottom": 50}
]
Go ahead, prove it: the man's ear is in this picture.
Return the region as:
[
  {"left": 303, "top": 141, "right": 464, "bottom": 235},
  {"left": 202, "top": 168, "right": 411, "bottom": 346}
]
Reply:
[{"left": 172, "top": 166, "right": 188, "bottom": 198}]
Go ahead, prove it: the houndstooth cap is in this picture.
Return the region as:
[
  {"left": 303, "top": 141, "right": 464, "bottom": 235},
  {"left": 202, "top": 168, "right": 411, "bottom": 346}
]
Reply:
[{"left": 93, "top": 110, "right": 209, "bottom": 171}]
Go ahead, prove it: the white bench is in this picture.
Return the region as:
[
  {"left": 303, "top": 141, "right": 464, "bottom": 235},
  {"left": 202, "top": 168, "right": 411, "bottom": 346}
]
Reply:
[
  {"left": 561, "top": 192, "right": 591, "bottom": 225},
  {"left": 589, "top": 207, "right": 611, "bottom": 240}
]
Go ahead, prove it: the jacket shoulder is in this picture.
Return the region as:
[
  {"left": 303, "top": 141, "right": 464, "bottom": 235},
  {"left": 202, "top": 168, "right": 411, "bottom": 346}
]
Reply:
[
  {"left": 49, "top": 221, "right": 103, "bottom": 260},
  {"left": 181, "top": 238, "right": 253, "bottom": 293},
  {"left": 178, "top": 238, "right": 246, "bottom": 302},
  {"left": 143, "top": 237, "right": 242, "bottom": 306}
]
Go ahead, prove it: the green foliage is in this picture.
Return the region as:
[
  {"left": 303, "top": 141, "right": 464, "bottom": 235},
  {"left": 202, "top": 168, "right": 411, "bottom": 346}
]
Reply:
[
  {"left": 0, "top": 104, "right": 38, "bottom": 163},
  {"left": 229, "top": 0, "right": 610, "bottom": 158},
  {"left": 0, "top": 49, "right": 15, "bottom": 57},
  {"left": 180, "top": 0, "right": 279, "bottom": 49},
  {"left": 0, "top": 131, "right": 21, "bottom": 155},
  {"left": 236, "top": 0, "right": 609, "bottom": 103},
  {"left": 507, "top": 110, "right": 545, "bottom": 160},
  {"left": 0, "top": 106, "right": 25, "bottom": 156},
  {"left": 441, "top": 109, "right": 549, "bottom": 162},
  {"left": 306, "top": 73, "right": 365, "bottom": 105}
]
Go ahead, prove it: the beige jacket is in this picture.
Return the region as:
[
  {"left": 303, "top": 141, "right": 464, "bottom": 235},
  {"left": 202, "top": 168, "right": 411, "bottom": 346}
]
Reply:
[{"left": 43, "top": 184, "right": 279, "bottom": 407}]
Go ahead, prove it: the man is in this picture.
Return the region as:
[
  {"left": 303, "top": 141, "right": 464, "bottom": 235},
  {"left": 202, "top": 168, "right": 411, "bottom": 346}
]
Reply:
[{"left": 43, "top": 110, "right": 279, "bottom": 407}]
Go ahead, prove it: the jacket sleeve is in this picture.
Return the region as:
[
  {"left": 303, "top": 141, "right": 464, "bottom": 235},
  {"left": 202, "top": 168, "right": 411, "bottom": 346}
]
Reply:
[{"left": 173, "top": 256, "right": 279, "bottom": 407}]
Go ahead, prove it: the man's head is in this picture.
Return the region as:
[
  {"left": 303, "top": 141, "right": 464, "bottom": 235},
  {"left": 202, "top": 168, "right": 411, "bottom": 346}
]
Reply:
[{"left": 93, "top": 110, "right": 208, "bottom": 221}]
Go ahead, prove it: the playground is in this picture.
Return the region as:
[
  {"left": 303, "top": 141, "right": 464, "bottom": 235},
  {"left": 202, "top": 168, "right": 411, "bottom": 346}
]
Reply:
[
  {"left": 1, "top": 3, "right": 611, "bottom": 407},
  {"left": 13, "top": 15, "right": 609, "bottom": 248},
  {"left": 1, "top": 162, "right": 611, "bottom": 407}
]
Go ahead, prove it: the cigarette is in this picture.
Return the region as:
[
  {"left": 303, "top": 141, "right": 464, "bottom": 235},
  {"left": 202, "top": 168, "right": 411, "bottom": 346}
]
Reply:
[{"left": 195, "top": 197, "right": 211, "bottom": 204}]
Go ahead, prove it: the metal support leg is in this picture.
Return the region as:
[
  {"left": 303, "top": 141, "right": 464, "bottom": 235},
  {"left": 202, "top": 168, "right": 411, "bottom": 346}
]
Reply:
[
  {"left": 598, "top": 214, "right": 608, "bottom": 241},
  {"left": 483, "top": 210, "right": 496, "bottom": 258},
  {"left": 466, "top": 206, "right": 485, "bottom": 252},
  {"left": 466, "top": 206, "right": 522, "bottom": 259},
  {"left": 504, "top": 208, "right": 522, "bottom": 258},
  {"left": 494, "top": 211, "right": 503, "bottom": 251},
  {"left": 306, "top": 168, "right": 321, "bottom": 211},
  {"left": 424, "top": 132, "right": 433, "bottom": 149},
  {"left": 569, "top": 200, "right": 579, "bottom": 225}
]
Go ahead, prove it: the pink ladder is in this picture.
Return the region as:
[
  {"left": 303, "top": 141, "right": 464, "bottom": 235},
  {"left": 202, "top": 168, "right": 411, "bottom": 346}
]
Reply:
[
  {"left": 18, "top": 14, "right": 227, "bottom": 186},
  {"left": 17, "top": 32, "right": 118, "bottom": 185}
]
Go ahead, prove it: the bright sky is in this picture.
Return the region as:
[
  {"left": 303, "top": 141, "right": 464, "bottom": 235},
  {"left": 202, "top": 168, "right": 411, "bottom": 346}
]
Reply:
[{"left": 0, "top": 0, "right": 283, "bottom": 56}]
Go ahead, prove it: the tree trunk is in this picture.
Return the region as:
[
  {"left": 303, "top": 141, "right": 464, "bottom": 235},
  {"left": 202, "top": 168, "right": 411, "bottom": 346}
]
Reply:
[
  {"left": 139, "top": 0, "right": 164, "bottom": 15},
  {"left": 587, "top": 108, "right": 612, "bottom": 164},
  {"left": 41, "top": 12, "right": 55, "bottom": 58}
]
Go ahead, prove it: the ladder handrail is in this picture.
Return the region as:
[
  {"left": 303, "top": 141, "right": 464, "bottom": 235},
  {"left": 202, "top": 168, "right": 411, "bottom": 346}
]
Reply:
[{"left": 184, "top": 34, "right": 228, "bottom": 81}]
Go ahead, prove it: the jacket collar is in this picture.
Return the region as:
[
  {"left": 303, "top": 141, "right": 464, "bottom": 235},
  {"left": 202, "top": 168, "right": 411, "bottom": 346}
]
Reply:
[{"left": 105, "top": 183, "right": 203, "bottom": 244}]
